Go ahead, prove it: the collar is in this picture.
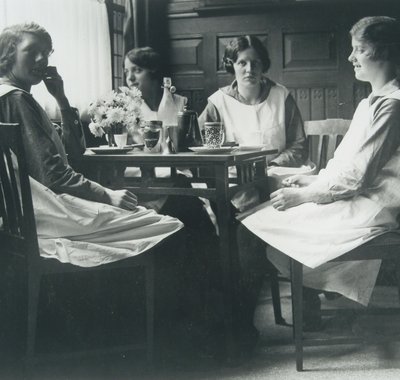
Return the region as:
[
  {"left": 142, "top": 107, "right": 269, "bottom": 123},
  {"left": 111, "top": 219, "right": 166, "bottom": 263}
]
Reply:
[
  {"left": 369, "top": 78, "right": 400, "bottom": 104},
  {"left": 221, "top": 77, "right": 275, "bottom": 104},
  {"left": 0, "top": 80, "right": 32, "bottom": 96}
]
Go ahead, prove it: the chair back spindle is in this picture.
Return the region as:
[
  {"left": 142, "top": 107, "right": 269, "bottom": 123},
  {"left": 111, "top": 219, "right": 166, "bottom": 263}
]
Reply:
[
  {"left": 304, "top": 118, "right": 351, "bottom": 171},
  {"left": 0, "top": 122, "right": 40, "bottom": 262}
]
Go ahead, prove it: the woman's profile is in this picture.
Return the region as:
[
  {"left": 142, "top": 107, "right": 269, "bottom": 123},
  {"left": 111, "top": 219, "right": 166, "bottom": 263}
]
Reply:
[{"left": 241, "top": 16, "right": 400, "bottom": 331}]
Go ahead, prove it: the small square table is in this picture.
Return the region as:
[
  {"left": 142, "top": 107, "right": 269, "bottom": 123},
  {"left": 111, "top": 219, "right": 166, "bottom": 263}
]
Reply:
[{"left": 80, "top": 147, "right": 276, "bottom": 359}]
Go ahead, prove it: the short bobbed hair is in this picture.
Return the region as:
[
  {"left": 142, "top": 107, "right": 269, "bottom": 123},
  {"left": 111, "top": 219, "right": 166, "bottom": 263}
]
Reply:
[
  {"left": 350, "top": 16, "right": 400, "bottom": 64},
  {"left": 223, "top": 35, "right": 271, "bottom": 74},
  {"left": 124, "top": 47, "right": 162, "bottom": 80},
  {"left": 0, "top": 22, "right": 52, "bottom": 76}
]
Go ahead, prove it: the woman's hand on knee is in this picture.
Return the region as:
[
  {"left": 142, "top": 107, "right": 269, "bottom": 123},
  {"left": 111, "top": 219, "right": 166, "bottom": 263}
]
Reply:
[
  {"left": 106, "top": 189, "right": 138, "bottom": 210},
  {"left": 270, "top": 188, "right": 306, "bottom": 211}
]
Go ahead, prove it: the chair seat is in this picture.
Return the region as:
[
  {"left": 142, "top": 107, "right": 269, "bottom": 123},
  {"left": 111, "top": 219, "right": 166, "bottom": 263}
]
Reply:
[
  {"left": 290, "top": 230, "right": 400, "bottom": 371},
  {"left": 39, "top": 251, "right": 153, "bottom": 275},
  {"left": 331, "top": 231, "right": 400, "bottom": 261}
]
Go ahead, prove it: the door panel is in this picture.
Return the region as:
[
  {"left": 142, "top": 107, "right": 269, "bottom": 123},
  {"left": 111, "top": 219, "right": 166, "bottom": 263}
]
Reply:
[{"left": 168, "top": 0, "right": 400, "bottom": 119}]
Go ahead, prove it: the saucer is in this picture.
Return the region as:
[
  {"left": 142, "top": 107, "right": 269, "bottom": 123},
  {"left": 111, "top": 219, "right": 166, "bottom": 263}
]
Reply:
[
  {"left": 90, "top": 146, "right": 133, "bottom": 154},
  {"left": 238, "top": 144, "right": 269, "bottom": 151},
  {"left": 189, "top": 146, "right": 238, "bottom": 154}
]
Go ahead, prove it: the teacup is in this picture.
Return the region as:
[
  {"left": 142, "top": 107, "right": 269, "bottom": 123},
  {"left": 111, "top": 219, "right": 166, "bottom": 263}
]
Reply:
[
  {"left": 204, "top": 122, "right": 224, "bottom": 148},
  {"left": 113, "top": 133, "right": 128, "bottom": 148}
]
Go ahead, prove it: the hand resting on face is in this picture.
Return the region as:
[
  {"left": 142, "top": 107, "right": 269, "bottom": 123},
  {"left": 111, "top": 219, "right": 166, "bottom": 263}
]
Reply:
[{"left": 43, "top": 66, "right": 70, "bottom": 110}]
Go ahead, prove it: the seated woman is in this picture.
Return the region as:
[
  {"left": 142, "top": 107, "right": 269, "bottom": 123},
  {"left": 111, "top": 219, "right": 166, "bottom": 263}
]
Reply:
[
  {"left": 123, "top": 47, "right": 220, "bottom": 335},
  {"left": 123, "top": 46, "right": 217, "bottom": 245},
  {"left": 241, "top": 16, "right": 400, "bottom": 330},
  {"left": 0, "top": 22, "right": 182, "bottom": 265},
  {"left": 198, "top": 35, "right": 311, "bottom": 353},
  {"left": 0, "top": 22, "right": 189, "bottom": 358},
  {"left": 123, "top": 46, "right": 188, "bottom": 211},
  {"left": 199, "top": 35, "right": 312, "bottom": 210}
]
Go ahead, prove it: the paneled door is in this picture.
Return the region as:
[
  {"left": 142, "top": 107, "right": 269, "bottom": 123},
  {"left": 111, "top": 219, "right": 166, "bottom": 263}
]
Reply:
[{"left": 167, "top": 0, "right": 400, "bottom": 118}]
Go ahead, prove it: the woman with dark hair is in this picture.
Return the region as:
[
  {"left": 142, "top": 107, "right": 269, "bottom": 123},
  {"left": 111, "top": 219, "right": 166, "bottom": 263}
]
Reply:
[
  {"left": 124, "top": 46, "right": 221, "bottom": 355},
  {"left": 199, "top": 35, "right": 308, "bottom": 171},
  {"left": 199, "top": 35, "right": 311, "bottom": 355},
  {"left": 241, "top": 16, "right": 400, "bottom": 330},
  {"left": 124, "top": 46, "right": 187, "bottom": 147}
]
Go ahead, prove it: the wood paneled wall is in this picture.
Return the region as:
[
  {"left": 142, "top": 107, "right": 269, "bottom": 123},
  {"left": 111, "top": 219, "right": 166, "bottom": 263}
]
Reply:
[{"left": 167, "top": 0, "right": 400, "bottom": 119}]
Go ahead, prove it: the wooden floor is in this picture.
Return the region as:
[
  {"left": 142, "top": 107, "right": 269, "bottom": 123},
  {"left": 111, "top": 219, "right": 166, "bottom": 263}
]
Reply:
[{"left": 1, "top": 281, "right": 400, "bottom": 379}]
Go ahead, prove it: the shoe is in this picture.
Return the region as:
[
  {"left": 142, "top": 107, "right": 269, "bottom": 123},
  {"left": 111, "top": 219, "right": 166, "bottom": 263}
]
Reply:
[{"left": 303, "top": 287, "right": 323, "bottom": 332}]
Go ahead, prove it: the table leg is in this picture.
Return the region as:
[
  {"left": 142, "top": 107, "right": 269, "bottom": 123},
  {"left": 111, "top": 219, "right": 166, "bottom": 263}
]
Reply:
[
  {"left": 98, "top": 163, "right": 125, "bottom": 188},
  {"left": 255, "top": 160, "right": 269, "bottom": 202},
  {"left": 214, "top": 165, "right": 237, "bottom": 362}
]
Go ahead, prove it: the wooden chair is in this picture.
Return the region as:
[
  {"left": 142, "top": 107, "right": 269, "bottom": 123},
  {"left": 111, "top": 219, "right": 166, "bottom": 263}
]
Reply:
[
  {"left": 268, "top": 119, "right": 352, "bottom": 325},
  {"left": 0, "top": 123, "right": 156, "bottom": 368},
  {"left": 283, "top": 119, "right": 400, "bottom": 371}
]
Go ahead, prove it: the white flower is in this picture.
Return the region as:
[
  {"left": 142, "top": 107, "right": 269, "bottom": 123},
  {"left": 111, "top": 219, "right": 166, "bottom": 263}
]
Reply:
[
  {"left": 88, "top": 122, "right": 104, "bottom": 138},
  {"left": 108, "top": 108, "right": 125, "bottom": 123},
  {"left": 88, "top": 87, "right": 144, "bottom": 137}
]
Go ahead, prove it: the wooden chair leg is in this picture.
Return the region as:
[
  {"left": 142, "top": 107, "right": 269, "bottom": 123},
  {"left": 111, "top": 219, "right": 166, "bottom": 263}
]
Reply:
[
  {"left": 270, "top": 271, "right": 285, "bottom": 324},
  {"left": 26, "top": 271, "right": 41, "bottom": 365},
  {"left": 145, "top": 260, "right": 154, "bottom": 364},
  {"left": 290, "top": 259, "right": 304, "bottom": 372},
  {"left": 396, "top": 259, "right": 400, "bottom": 304}
]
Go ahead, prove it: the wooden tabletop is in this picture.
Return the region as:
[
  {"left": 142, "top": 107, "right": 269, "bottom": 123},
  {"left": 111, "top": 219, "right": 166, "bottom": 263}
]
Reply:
[{"left": 83, "top": 147, "right": 278, "bottom": 165}]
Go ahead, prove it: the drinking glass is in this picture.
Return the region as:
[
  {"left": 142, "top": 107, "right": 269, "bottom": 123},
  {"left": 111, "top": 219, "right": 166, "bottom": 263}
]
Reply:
[
  {"left": 204, "top": 122, "right": 224, "bottom": 148},
  {"left": 143, "top": 121, "right": 162, "bottom": 153}
]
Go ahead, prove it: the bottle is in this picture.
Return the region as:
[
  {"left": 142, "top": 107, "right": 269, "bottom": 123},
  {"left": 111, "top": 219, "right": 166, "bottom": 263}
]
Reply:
[{"left": 158, "top": 77, "right": 178, "bottom": 154}]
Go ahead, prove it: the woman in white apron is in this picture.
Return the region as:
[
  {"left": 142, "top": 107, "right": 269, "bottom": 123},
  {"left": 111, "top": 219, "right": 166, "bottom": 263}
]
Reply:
[
  {"left": 241, "top": 16, "right": 400, "bottom": 331},
  {"left": 199, "top": 35, "right": 314, "bottom": 211},
  {"left": 197, "top": 35, "right": 313, "bottom": 352}
]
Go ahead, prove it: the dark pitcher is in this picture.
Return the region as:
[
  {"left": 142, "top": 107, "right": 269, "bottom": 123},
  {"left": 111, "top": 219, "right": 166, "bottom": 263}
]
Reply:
[{"left": 169, "top": 107, "right": 203, "bottom": 152}]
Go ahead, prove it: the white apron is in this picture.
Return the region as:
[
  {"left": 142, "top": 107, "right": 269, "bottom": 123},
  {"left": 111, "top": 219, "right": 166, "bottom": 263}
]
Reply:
[
  {"left": 208, "top": 85, "right": 287, "bottom": 161},
  {"left": 240, "top": 91, "right": 400, "bottom": 305},
  {"left": 32, "top": 178, "right": 183, "bottom": 267},
  {"left": 209, "top": 85, "right": 314, "bottom": 211}
]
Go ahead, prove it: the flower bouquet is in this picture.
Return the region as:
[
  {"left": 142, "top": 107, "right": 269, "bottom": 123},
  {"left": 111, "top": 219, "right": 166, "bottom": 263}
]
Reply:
[{"left": 88, "top": 86, "right": 143, "bottom": 147}]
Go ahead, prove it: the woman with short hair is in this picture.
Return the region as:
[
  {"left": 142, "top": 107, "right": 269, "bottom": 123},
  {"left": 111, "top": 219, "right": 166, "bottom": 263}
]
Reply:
[
  {"left": 124, "top": 46, "right": 187, "bottom": 146},
  {"left": 0, "top": 22, "right": 182, "bottom": 266},
  {"left": 199, "top": 35, "right": 308, "bottom": 169},
  {"left": 241, "top": 16, "right": 400, "bottom": 330}
]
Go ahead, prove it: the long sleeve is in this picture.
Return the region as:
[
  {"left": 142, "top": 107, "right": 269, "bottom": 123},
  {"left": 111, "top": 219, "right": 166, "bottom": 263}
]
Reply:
[
  {"left": 60, "top": 107, "right": 86, "bottom": 159},
  {"left": 0, "top": 91, "right": 110, "bottom": 204},
  {"left": 269, "top": 94, "right": 308, "bottom": 167},
  {"left": 318, "top": 97, "right": 400, "bottom": 201},
  {"left": 198, "top": 100, "right": 221, "bottom": 131}
]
